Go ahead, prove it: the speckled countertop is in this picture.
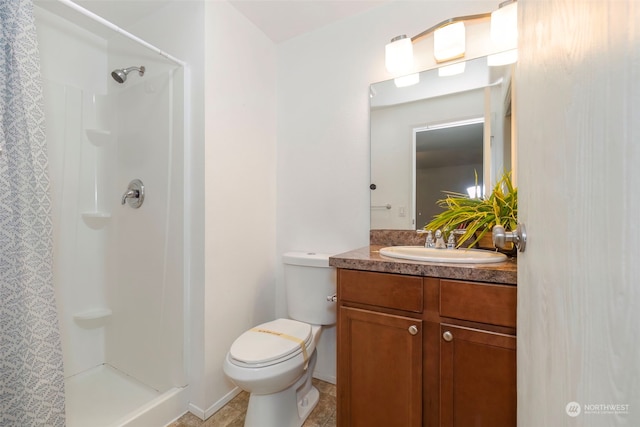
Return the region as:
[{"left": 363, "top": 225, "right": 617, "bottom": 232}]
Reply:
[{"left": 329, "top": 245, "right": 517, "bottom": 285}]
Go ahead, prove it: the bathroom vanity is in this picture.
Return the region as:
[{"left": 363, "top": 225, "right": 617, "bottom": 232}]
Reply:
[{"left": 329, "top": 245, "right": 517, "bottom": 427}]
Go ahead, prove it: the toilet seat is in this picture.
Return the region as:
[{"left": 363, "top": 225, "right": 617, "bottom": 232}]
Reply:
[{"left": 229, "top": 318, "right": 312, "bottom": 368}]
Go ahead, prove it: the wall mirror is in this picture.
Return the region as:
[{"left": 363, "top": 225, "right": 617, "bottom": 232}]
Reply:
[{"left": 370, "top": 55, "right": 515, "bottom": 230}]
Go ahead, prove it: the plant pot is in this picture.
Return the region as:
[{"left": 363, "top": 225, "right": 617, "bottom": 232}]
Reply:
[
  {"left": 475, "top": 231, "right": 517, "bottom": 257},
  {"left": 475, "top": 232, "right": 496, "bottom": 250}
]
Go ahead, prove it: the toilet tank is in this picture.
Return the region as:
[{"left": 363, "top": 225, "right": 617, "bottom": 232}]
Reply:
[{"left": 283, "top": 252, "right": 336, "bottom": 325}]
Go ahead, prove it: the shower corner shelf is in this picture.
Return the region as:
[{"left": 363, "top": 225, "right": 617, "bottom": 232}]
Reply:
[
  {"left": 73, "top": 308, "right": 112, "bottom": 322},
  {"left": 81, "top": 211, "right": 111, "bottom": 229},
  {"left": 81, "top": 211, "right": 111, "bottom": 219},
  {"left": 85, "top": 129, "right": 112, "bottom": 147}
]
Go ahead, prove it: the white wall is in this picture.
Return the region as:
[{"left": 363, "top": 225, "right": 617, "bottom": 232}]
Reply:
[
  {"left": 517, "top": 0, "right": 640, "bottom": 425},
  {"left": 276, "top": 0, "right": 499, "bottom": 381},
  {"left": 128, "top": 0, "right": 277, "bottom": 416},
  {"left": 201, "top": 0, "right": 278, "bottom": 416}
]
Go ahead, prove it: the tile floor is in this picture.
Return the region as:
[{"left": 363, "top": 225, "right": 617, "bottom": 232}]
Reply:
[{"left": 168, "top": 379, "right": 336, "bottom": 427}]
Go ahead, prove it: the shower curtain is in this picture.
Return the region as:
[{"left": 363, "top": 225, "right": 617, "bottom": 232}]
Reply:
[{"left": 0, "top": 0, "right": 66, "bottom": 425}]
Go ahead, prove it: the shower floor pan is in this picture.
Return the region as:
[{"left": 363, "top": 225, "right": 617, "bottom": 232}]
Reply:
[{"left": 65, "top": 364, "right": 185, "bottom": 427}]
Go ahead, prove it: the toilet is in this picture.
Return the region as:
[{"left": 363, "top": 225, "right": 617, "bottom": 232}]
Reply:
[{"left": 223, "top": 252, "right": 337, "bottom": 427}]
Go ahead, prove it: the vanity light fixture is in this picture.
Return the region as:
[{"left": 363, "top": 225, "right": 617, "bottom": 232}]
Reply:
[
  {"left": 434, "top": 21, "right": 466, "bottom": 63},
  {"left": 384, "top": 0, "right": 518, "bottom": 75},
  {"left": 385, "top": 35, "right": 413, "bottom": 75},
  {"left": 488, "top": 0, "right": 518, "bottom": 66},
  {"left": 384, "top": 12, "right": 489, "bottom": 76}
]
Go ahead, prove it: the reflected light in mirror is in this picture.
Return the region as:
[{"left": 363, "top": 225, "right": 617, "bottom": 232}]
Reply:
[
  {"left": 394, "top": 73, "right": 420, "bottom": 87},
  {"left": 385, "top": 35, "right": 413, "bottom": 75},
  {"left": 438, "top": 62, "right": 466, "bottom": 77},
  {"left": 434, "top": 22, "right": 465, "bottom": 62},
  {"left": 467, "top": 185, "right": 484, "bottom": 198}
]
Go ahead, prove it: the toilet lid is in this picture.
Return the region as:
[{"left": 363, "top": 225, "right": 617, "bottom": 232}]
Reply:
[{"left": 230, "top": 318, "right": 312, "bottom": 366}]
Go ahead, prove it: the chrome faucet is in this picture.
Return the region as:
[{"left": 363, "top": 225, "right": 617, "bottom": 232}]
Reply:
[
  {"left": 434, "top": 230, "right": 446, "bottom": 249},
  {"left": 424, "top": 230, "right": 435, "bottom": 248},
  {"left": 417, "top": 229, "right": 436, "bottom": 248},
  {"left": 447, "top": 232, "right": 456, "bottom": 249}
]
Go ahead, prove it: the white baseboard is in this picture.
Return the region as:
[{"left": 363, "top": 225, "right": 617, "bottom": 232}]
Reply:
[
  {"left": 312, "top": 372, "right": 336, "bottom": 385},
  {"left": 186, "top": 373, "right": 334, "bottom": 423},
  {"left": 188, "top": 386, "right": 242, "bottom": 421}
]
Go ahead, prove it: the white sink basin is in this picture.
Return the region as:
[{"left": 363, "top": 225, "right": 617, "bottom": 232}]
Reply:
[{"left": 379, "top": 246, "right": 507, "bottom": 264}]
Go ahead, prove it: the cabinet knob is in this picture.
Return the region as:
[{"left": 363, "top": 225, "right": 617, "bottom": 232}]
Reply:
[
  {"left": 442, "top": 331, "right": 453, "bottom": 342},
  {"left": 408, "top": 325, "right": 419, "bottom": 335}
]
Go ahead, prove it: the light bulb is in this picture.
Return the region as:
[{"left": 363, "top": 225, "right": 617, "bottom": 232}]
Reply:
[
  {"left": 490, "top": 1, "right": 518, "bottom": 64},
  {"left": 434, "top": 22, "right": 465, "bottom": 62},
  {"left": 385, "top": 35, "right": 414, "bottom": 75}
]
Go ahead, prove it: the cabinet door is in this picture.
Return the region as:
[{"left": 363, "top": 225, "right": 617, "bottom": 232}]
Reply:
[
  {"left": 440, "top": 324, "right": 516, "bottom": 427},
  {"left": 338, "top": 306, "right": 422, "bottom": 427}
]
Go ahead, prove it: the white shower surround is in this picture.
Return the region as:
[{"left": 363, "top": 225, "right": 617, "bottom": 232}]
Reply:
[{"left": 34, "top": 3, "right": 188, "bottom": 426}]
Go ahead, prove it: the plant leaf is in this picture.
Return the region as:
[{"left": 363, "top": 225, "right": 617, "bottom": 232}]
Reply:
[{"left": 424, "top": 170, "right": 517, "bottom": 247}]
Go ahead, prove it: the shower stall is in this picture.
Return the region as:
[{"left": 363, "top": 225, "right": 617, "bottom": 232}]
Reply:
[{"left": 33, "top": 2, "right": 188, "bottom": 426}]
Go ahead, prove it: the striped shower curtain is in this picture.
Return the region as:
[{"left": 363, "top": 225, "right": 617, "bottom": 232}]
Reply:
[{"left": 0, "top": 0, "right": 66, "bottom": 425}]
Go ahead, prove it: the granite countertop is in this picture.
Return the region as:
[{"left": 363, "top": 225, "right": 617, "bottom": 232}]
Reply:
[{"left": 329, "top": 245, "right": 517, "bottom": 285}]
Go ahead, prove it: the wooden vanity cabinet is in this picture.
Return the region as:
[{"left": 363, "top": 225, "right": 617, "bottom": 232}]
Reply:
[
  {"left": 437, "top": 279, "right": 517, "bottom": 427},
  {"left": 337, "top": 270, "right": 423, "bottom": 427},
  {"left": 337, "top": 269, "right": 517, "bottom": 427},
  {"left": 439, "top": 324, "right": 516, "bottom": 427}
]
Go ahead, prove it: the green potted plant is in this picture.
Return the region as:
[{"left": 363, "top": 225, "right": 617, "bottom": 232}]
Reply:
[{"left": 424, "top": 171, "right": 517, "bottom": 252}]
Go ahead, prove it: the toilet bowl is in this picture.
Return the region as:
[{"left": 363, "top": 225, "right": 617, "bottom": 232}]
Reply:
[
  {"left": 223, "top": 252, "right": 336, "bottom": 427},
  {"left": 223, "top": 319, "right": 322, "bottom": 427}
]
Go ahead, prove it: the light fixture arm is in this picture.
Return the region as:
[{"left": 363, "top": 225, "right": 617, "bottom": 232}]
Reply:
[
  {"left": 384, "top": 0, "right": 518, "bottom": 76},
  {"left": 410, "top": 12, "right": 491, "bottom": 43}
]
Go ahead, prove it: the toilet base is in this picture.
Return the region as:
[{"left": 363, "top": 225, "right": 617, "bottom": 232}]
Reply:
[
  {"left": 243, "top": 350, "right": 319, "bottom": 427},
  {"left": 297, "top": 385, "right": 319, "bottom": 423}
]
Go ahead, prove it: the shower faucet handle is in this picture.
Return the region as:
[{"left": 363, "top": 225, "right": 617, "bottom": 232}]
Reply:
[
  {"left": 121, "top": 190, "right": 139, "bottom": 205},
  {"left": 121, "top": 179, "right": 145, "bottom": 209}
]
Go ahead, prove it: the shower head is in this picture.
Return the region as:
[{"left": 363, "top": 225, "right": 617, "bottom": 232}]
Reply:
[{"left": 111, "top": 66, "right": 145, "bottom": 84}]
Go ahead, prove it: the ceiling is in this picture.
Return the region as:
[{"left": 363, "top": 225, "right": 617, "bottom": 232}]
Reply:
[{"left": 228, "top": 0, "right": 390, "bottom": 43}]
